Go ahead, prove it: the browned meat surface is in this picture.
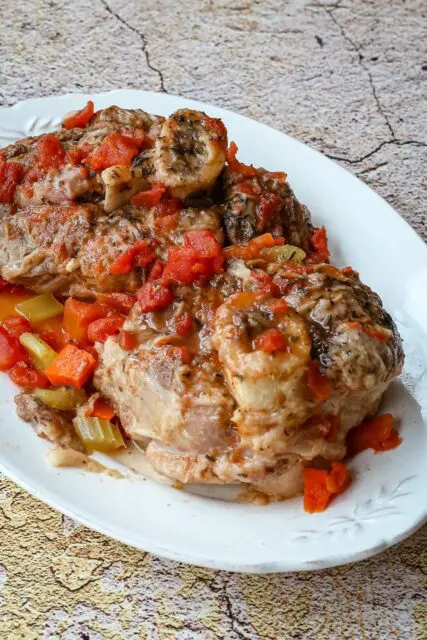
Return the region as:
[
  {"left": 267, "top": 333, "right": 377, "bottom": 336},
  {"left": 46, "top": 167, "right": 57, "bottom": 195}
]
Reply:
[
  {"left": 0, "top": 203, "right": 148, "bottom": 296},
  {"left": 15, "top": 393, "right": 83, "bottom": 451},
  {"left": 221, "top": 167, "right": 314, "bottom": 250},
  {"left": 94, "top": 258, "right": 403, "bottom": 498},
  {"left": 134, "top": 109, "right": 228, "bottom": 200}
]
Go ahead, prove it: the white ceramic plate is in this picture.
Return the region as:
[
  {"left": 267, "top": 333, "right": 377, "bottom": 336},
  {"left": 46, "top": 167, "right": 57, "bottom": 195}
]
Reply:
[{"left": 0, "top": 90, "right": 426, "bottom": 573}]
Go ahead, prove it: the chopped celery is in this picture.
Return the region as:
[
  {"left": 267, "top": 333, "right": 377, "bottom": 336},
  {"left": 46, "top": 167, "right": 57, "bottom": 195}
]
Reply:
[
  {"left": 261, "top": 245, "right": 306, "bottom": 263},
  {"left": 33, "top": 387, "right": 87, "bottom": 411},
  {"left": 16, "top": 293, "right": 64, "bottom": 324},
  {"left": 19, "top": 332, "right": 57, "bottom": 371},
  {"left": 73, "top": 417, "right": 125, "bottom": 452}
]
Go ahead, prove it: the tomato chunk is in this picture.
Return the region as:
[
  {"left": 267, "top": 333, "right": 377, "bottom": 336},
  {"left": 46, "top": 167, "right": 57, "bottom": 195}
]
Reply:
[
  {"left": 309, "top": 227, "right": 330, "bottom": 263},
  {"left": 9, "top": 361, "right": 49, "bottom": 388},
  {"left": 2, "top": 315, "right": 31, "bottom": 338},
  {"left": 306, "top": 360, "right": 332, "bottom": 403},
  {"left": 138, "top": 281, "right": 173, "bottom": 313},
  {"left": 131, "top": 183, "right": 166, "bottom": 207},
  {"left": 303, "top": 461, "right": 351, "bottom": 513},
  {"left": 34, "top": 134, "right": 65, "bottom": 171},
  {"left": 87, "top": 316, "right": 125, "bottom": 344},
  {"left": 64, "top": 298, "right": 108, "bottom": 344},
  {"left": 0, "top": 326, "right": 28, "bottom": 370},
  {"left": 184, "top": 230, "right": 222, "bottom": 258},
  {"left": 109, "top": 240, "right": 156, "bottom": 275},
  {"left": 97, "top": 293, "right": 137, "bottom": 314},
  {"left": 86, "top": 132, "right": 142, "bottom": 170},
  {"left": 164, "top": 345, "right": 192, "bottom": 365},
  {"left": 44, "top": 344, "right": 96, "bottom": 388},
  {"left": 173, "top": 311, "right": 193, "bottom": 337},
  {"left": 347, "top": 413, "right": 401, "bottom": 455},
  {"left": 0, "top": 162, "right": 23, "bottom": 202},
  {"left": 62, "top": 100, "right": 95, "bottom": 129},
  {"left": 224, "top": 233, "right": 285, "bottom": 260},
  {"left": 226, "top": 141, "right": 258, "bottom": 176},
  {"left": 119, "top": 331, "right": 138, "bottom": 350},
  {"left": 254, "top": 328, "right": 288, "bottom": 353}
]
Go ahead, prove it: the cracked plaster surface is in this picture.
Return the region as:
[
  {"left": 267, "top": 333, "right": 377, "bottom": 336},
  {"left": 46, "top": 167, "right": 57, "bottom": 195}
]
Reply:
[{"left": 0, "top": 0, "right": 426, "bottom": 637}]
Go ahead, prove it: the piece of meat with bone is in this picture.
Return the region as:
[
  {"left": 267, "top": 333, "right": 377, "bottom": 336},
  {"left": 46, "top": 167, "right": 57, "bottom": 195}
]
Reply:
[
  {"left": 0, "top": 105, "right": 163, "bottom": 215},
  {"left": 221, "top": 166, "right": 314, "bottom": 251},
  {"left": 93, "top": 249, "right": 403, "bottom": 498},
  {"left": 134, "top": 109, "right": 228, "bottom": 200}
]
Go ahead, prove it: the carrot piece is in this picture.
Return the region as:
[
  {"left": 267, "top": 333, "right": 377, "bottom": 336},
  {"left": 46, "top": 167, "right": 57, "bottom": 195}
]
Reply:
[
  {"left": 64, "top": 298, "right": 108, "bottom": 344},
  {"left": 347, "top": 413, "right": 401, "bottom": 455},
  {"left": 306, "top": 360, "right": 332, "bottom": 403},
  {"left": 88, "top": 397, "right": 116, "bottom": 421},
  {"left": 62, "top": 100, "right": 95, "bottom": 129},
  {"left": 223, "top": 233, "right": 285, "bottom": 260},
  {"left": 303, "top": 462, "right": 351, "bottom": 513},
  {"left": 254, "top": 328, "right": 288, "bottom": 354},
  {"left": 44, "top": 344, "right": 96, "bottom": 388}
]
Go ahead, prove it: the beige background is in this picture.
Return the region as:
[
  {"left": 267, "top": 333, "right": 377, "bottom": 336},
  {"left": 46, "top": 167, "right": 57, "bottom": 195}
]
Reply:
[{"left": 1, "top": 0, "right": 426, "bottom": 637}]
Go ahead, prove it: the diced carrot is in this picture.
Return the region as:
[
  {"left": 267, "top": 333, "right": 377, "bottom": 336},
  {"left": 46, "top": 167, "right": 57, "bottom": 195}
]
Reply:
[
  {"left": 44, "top": 344, "right": 96, "bottom": 388},
  {"left": 64, "top": 298, "right": 108, "bottom": 344},
  {"left": 97, "top": 293, "right": 137, "bottom": 314},
  {"left": 306, "top": 360, "right": 332, "bottom": 403},
  {"left": 86, "top": 132, "right": 142, "bottom": 170},
  {"left": 164, "top": 345, "right": 192, "bottom": 365},
  {"left": 119, "top": 331, "right": 138, "bottom": 350},
  {"left": 303, "top": 461, "right": 351, "bottom": 513},
  {"left": 347, "top": 413, "right": 401, "bottom": 455},
  {"left": 224, "top": 233, "right": 285, "bottom": 260},
  {"left": 8, "top": 361, "right": 49, "bottom": 388},
  {"left": 0, "top": 162, "right": 23, "bottom": 203},
  {"left": 62, "top": 100, "right": 95, "bottom": 129},
  {"left": 363, "top": 325, "right": 389, "bottom": 342},
  {"left": 88, "top": 397, "right": 116, "bottom": 420},
  {"left": 131, "top": 184, "right": 166, "bottom": 207},
  {"left": 254, "top": 328, "right": 288, "bottom": 354},
  {"left": 109, "top": 240, "right": 156, "bottom": 275},
  {"left": 87, "top": 316, "right": 125, "bottom": 344},
  {"left": 138, "top": 281, "right": 173, "bottom": 313}
]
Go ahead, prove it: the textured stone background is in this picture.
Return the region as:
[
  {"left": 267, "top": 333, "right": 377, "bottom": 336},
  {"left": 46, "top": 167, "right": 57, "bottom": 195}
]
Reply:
[{"left": 0, "top": 0, "right": 426, "bottom": 638}]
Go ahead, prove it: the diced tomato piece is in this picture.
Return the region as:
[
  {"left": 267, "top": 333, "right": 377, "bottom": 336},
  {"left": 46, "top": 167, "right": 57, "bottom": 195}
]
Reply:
[
  {"left": 138, "top": 281, "right": 173, "bottom": 313},
  {"left": 156, "top": 213, "right": 178, "bottom": 231},
  {"left": 164, "top": 345, "right": 192, "bottom": 365},
  {"left": 83, "top": 345, "right": 99, "bottom": 363},
  {"left": 265, "top": 298, "right": 289, "bottom": 316},
  {"left": 156, "top": 197, "right": 182, "bottom": 217},
  {"left": 131, "top": 183, "right": 166, "bottom": 207},
  {"left": 162, "top": 248, "right": 202, "bottom": 285},
  {"left": 226, "top": 141, "right": 258, "bottom": 176},
  {"left": 44, "top": 344, "right": 96, "bottom": 388},
  {"left": 8, "top": 361, "right": 49, "bottom": 388},
  {"left": 38, "top": 329, "right": 64, "bottom": 352},
  {"left": 325, "top": 461, "right": 351, "bottom": 494},
  {"left": 303, "top": 467, "right": 333, "bottom": 513},
  {"left": 309, "top": 227, "right": 330, "bottom": 263},
  {"left": 201, "top": 114, "right": 228, "bottom": 151},
  {"left": 65, "top": 147, "right": 90, "bottom": 166},
  {"left": 86, "top": 132, "right": 142, "bottom": 170},
  {"left": 269, "top": 171, "right": 287, "bottom": 181},
  {"left": 173, "top": 311, "right": 193, "bottom": 337},
  {"left": 254, "top": 328, "right": 288, "bottom": 353},
  {"left": 97, "top": 293, "right": 137, "bottom": 314},
  {"left": 119, "top": 331, "right": 138, "bottom": 350},
  {"left": 347, "top": 413, "right": 401, "bottom": 455},
  {"left": 109, "top": 240, "right": 156, "bottom": 275},
  {"left": 238, "top": 181, "right": 260, "bottom": 199},
  {"left": 306, "top": 360, "right": 332, "bottom": 403},
  {"left": 224, "top": 233, "right": 285, "bottom": 260},
  {"left": 148, "top": 259, "right": 165, "bottom": 281},
  {"left": 87, "top": 316, "right": 125, "bottom": 344},
  {"left": 88, "top": 397, "right": 116, "bottom": 420},
  {"left": 62, "top": 100, "right": 95, "bottom": 129},
  {"left": 2, "top": 315, "right": 31, "bottom": 338},
  {"left": 0, "top": 162, "right": 23, "bottom": 203},
  {"left": 184, "top": 230, "right": 222, "bottom": 258},
  {"left": 0, "top": 326, "right": 28, "bottom": 370},
  {"left": 252, "top": 271, "right": 279, "bottom": 296},
  {"left": 64, "top": 298, "right": 109, "bottom": 344},
  {"left": 303, "top": 462, "right": 351, "bottom": 513},
  {"left": 34, "top": 134, "right": 65, "bottom": 171}
]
